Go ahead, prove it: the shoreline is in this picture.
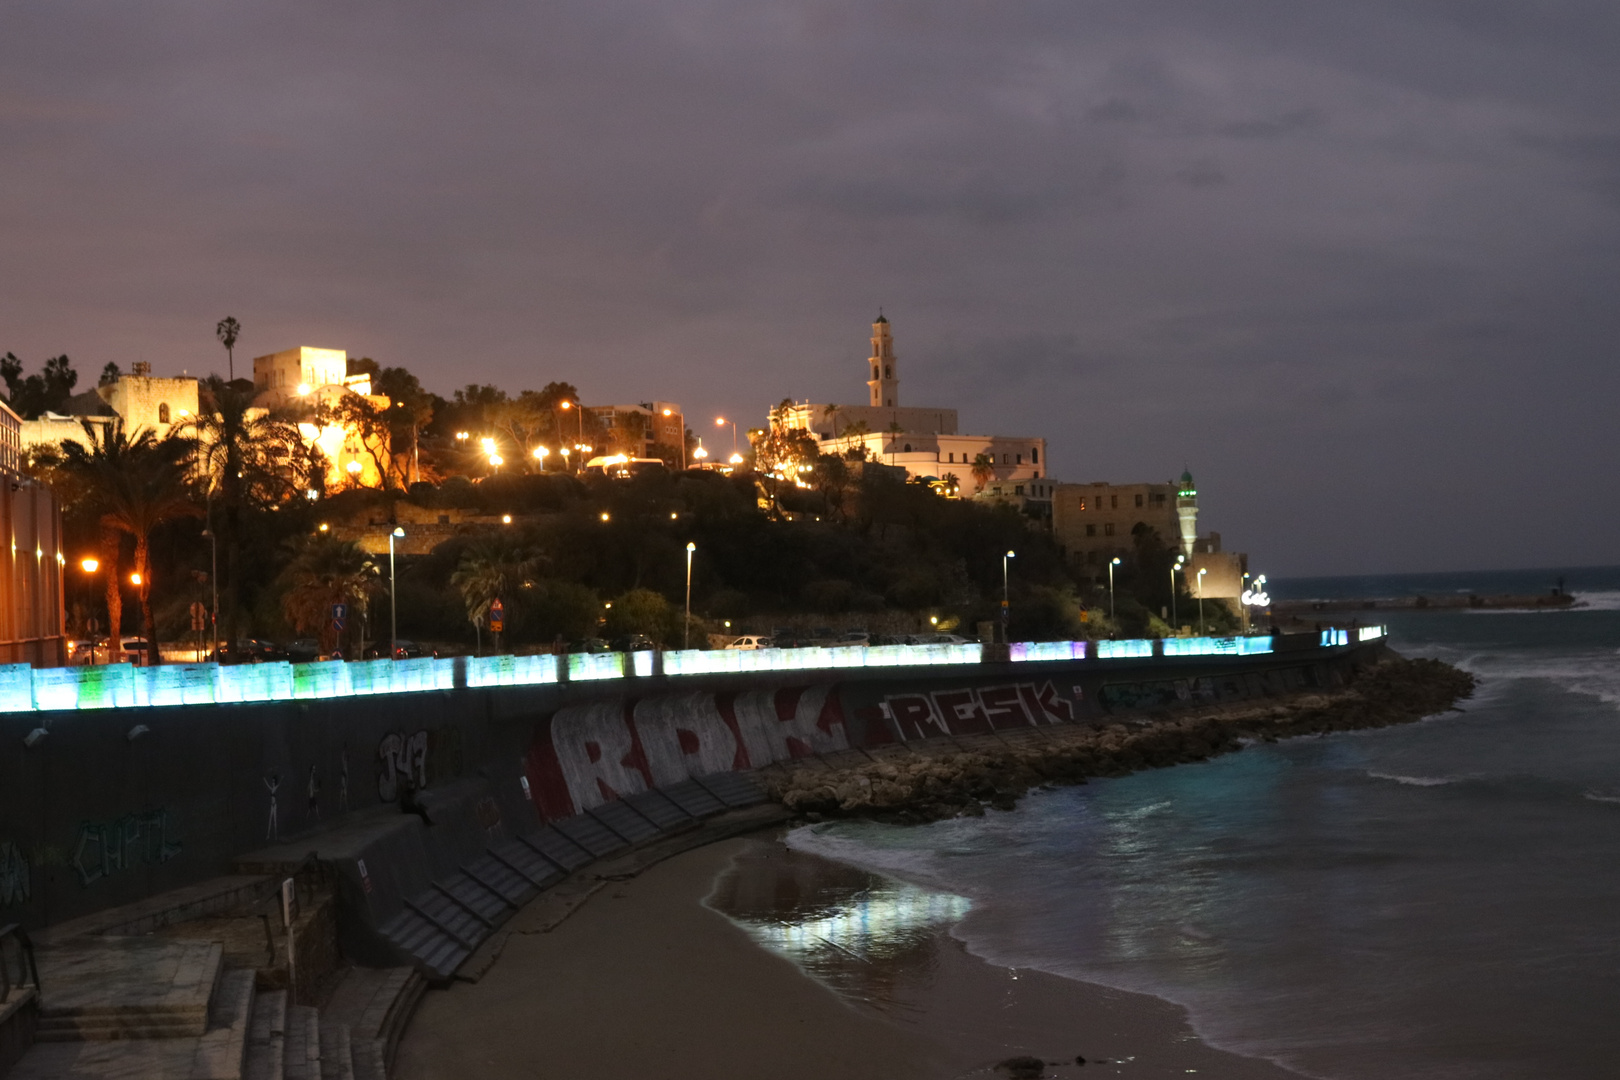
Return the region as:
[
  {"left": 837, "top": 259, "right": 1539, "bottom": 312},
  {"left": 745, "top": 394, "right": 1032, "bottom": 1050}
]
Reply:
[
  {"left": 396, "top": 832, "right": 1309, "bottom": 1080},
  {"left": 767, "top": 656, "right": 1474, "bottom": 823}
]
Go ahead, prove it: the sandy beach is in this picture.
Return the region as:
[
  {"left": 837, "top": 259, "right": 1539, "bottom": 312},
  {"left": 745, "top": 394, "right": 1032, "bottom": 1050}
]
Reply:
[{"left": 396, "top": 832, "right": 1305, "bottom": 1080}]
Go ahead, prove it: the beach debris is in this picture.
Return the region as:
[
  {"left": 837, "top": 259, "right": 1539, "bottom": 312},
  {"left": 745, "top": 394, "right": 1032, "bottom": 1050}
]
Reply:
[{"left": 1074, "top": 1055, "right": 1087, "bottom": 1065}]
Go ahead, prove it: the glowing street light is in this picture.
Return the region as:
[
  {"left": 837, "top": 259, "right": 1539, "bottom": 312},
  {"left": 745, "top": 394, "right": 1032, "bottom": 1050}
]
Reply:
[
  {"left": 389, "top": 527, "right": 405, "bottom": 659},
  {"left": 80, "top": 557, "right": 99, "bottom": 574},
  {"left": 1109, "top": 556, "right": 1122, "bottom": 623},
  {"left": 296, "top": 383, "right": 312, "bottom": 397},
  {"left": 728, "top": 452, "right": 744, "bottom": 466},
  {"left": 715, "top": 416, "right": 738, "bottom": 456},
  {"left": 1171, "top": 555, "right": 1185, "bottom": 632},
  {"left": 130, "top": 572, "right": 142, "bottom": 586},
  {"left": 1002, "top": 550, "right": 1015, "bottom": 643},
  {"left": 1197, "top": 567, "right": 1209, "bottom": 635},
  {"left": 600, "top": 511, "right": 610, "bottom": 522},
  {"left": 318, "top": 522, "right": 329, "bottom": 532},
  {"left": 684, "top": 541, "right": 696, "bottom": 649},
  {"left": 501, "top": 514, "right": 513, "bottom": 524},
  {"left": 532, "top": 445, "right": 549, "bottom": 469}
]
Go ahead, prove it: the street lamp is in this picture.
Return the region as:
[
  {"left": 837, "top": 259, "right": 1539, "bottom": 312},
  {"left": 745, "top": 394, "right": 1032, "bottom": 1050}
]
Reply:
[
  {"left": 1002, "top": 550, "right": 1015, "bottom": 643},
  {"left": 389, "top": 527, "right": 405, "bottom": 659},
  {"left": 715, "top": 416, "right": 738, "bottom": 457},
  {"left": 684, "top": 542, "right": 696, "bottom": 649},
  {"left": 1108, "top": 556, "right": 1122, "bottom": 623},
  {"left": 1197, "top": 567, "right": 1208, "bottom": 636},
  {"left": 532, "top": 445, "right": 549, "bottom": 471},
  {"left": 201, "top": 528, "right": 218, "bottom": 660},
  {"left": 1170, "top": 555, "right": 1184, "bottom": 633},
  {"left": 693, "top": 442, "right": 709, "bottom": 467},
  {"left": 78, "top": 558, "right": 100, "bottom": 662}
]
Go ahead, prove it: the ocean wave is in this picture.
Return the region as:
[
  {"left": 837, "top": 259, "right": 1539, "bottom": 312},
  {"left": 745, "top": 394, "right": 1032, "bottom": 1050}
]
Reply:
[
  {"left": 1367, "top": 771, "right": 1469, "bottom": 787},
  {"left": 1583, "top": 791, "right": 1620, "bottom": 805}
]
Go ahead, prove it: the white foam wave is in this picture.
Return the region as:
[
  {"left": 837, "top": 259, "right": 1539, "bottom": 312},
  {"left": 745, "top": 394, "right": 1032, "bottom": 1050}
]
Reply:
[
  {"left": 1367, "top": 771, "right": 1466, "bottom": 787},
  {"left": 1573, "top": 591, "right": 1620, "bottom": 611},
  {"left": 1583, "top": 792, "right": 1620, "bottom": 805}
]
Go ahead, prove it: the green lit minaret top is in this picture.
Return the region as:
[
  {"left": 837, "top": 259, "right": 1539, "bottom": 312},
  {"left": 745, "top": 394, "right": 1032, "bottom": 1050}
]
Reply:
[{"left": 1178, "top": 469, "right": 1196, "bottom": 498}]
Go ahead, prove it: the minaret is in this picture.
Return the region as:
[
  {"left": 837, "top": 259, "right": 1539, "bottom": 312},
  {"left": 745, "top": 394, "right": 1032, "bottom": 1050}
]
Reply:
[
  {"left": 866, "top": 314, "right": 899, "bottom": 408},
  {"left": 1176, "top": 469, "right": 1199, "bottom": 557}
]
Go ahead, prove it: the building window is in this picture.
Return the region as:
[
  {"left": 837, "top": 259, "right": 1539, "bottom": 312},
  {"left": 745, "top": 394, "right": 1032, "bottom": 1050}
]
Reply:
[
  {"left": 1088, "top": 550, "right": 1100, "bottom": 565},
  {"left": 903, "top": 443, "right": 911, "bottom": 452},
  {"left": 158, "top": 403, "right": 170, "bottom": 424},
  {"left": 1104, "top": 523, "right": 1115, "bottom": 536},
  {"left": 1016, "top": 453, "right": 1023, "bottom": 465},
  {"left": 1111, "top": 495, "right": 1118, "bottom": 509},
  {"left": 1078, "top": 498, "right": 1087, "bottom": 510},
  {"left": 1032, "top": 447, "right": 1039, "bottom": 464},
  {"left": 1135, "top": 494, "right": 1144, "bottom": 507},
  {"left": 1034, "top": 471, "right": 1040, "bottom": 479},
  {"left": 873, "top": 367, "right": 879, "bottom": 379},
  {"left": 1002, "top": 454, "right": 1009, "bottom": 464},
  {"left": 885, "top": 366, "right": 891, "bottom": 378},
  {"left": 1014, "top": 485, "right": 1024, "bottom": 495},
  {"left": 1086, "top": 524, "right": 1096, "bottom": 537}
]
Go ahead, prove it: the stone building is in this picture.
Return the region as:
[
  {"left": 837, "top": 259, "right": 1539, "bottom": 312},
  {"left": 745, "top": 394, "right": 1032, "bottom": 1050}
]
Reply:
[
  {"left": 18, "top": 362, "right": 199, "bottom": 455},
  {"left": 778, "top": 316, "right": 1048, "bottom": 488},
  {"left": 1052, "top": 480, "right": 1185, "bottom": 574},
  {"left": 251, "top": 347, "right": 394, "bottom": 491},
  {"left": 582, "top": 402, "right": 686, "bottom": 467}
]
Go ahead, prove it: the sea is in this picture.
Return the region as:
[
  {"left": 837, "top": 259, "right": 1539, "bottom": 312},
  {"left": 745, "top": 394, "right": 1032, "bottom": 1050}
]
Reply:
[{"left": 722, "top": 566, "right": 1620, "bottom": 1079}]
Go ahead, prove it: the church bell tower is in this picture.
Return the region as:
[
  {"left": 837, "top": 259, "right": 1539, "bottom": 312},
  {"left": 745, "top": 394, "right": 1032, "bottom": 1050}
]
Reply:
[{"left": 867, "top": 314, "right": 899, "bottom": 407}]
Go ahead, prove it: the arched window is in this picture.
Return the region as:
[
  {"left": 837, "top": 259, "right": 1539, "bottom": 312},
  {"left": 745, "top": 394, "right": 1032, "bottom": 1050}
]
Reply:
[
  {"left": 158, "top": 403, "right": 170, "bottom": 424},
  {"left": 873, "top": 367, "right": 879, "bottom": 379},
  {"left": 1031, "top": 447, "right": 1039, "bottom": 463},
  {"left": 903, "top": 443, "right": 911, "bottom": 452},
  {"left": 885, "top": 366, "right": 891, "bottom": 378}
]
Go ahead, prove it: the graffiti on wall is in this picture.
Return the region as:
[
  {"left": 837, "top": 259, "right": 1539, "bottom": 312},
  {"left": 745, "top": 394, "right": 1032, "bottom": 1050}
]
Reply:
[
  {"left": 72, "top": 808, "right": 182, "bottom": 887},
  {"left": 526, "top": 685, "right": 848, "bottom": 820},
  {"left": 0, "top": 841, "right": 29, "bottom": 907},
  {"left": 377, "top": 730, "right": 428, "bottom": 802},
  {"left": 866, "top": 680, "right": 1075, "bottom": 741}
]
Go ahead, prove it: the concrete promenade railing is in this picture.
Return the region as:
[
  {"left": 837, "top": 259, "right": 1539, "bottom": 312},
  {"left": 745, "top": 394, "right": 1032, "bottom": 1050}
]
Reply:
[{"left": 0, "top": 627, "right": 1384, "bottom": 715}]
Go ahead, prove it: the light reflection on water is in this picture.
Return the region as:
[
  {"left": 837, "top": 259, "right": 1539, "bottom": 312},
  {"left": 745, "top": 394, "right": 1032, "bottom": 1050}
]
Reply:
[{"left": 706, "top": 839, "right": 972, "bottom": 1015}]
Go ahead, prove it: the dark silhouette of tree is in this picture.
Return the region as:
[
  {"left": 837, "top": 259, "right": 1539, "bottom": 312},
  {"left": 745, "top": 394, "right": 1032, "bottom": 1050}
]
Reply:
[
  {"left": 279, "top": 535, "right": 381, "bottom": 654},
  {"left": 0, "top": 353, "right": 79, "bottom": 418},
  {"left": 216, "top": 317, "right": 241, "bottom": 381},
  {"left": 58, "top": 422, "right": 199, "bottom": 659},
  {"left": 99, "top": 362, "right": 121, "bottom": 387}
]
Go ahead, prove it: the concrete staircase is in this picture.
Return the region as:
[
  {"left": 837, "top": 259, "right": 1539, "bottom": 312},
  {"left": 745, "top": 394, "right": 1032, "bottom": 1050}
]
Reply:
[{"left": 5, "top": 937, "right": 420, "bottom": 1080}]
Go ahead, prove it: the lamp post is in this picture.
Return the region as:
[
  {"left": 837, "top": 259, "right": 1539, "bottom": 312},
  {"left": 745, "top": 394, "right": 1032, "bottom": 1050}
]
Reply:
[
  {"left": 1002, "top": 550, "right": 1015, "bottom": 643},
  {"left": 78, "top": 557, "right": 100, "bottom": 663},
  {"left": 684, "top": 542, "right": 696, "bottom": 650},
  {"left": 1197, "top": 567, "right": 1208, "bottom": 636},
  {"left": 389, "top": 527, "right": 405, "bottom": 659},
  {"left": 1170, "top": 555, "right": 1184, "bottom": 633},
  {"left": 532, "top": 445, "right": 548, "bottom": 472},
  {"left": 560, "top": 402, "right": 586, "bottom": 469},
  {"left": 201, "top": 528, "right": 218, "bottom": 660},
  {"left": 1108, "top": 556, "right": 1122, "bottom": 624}
]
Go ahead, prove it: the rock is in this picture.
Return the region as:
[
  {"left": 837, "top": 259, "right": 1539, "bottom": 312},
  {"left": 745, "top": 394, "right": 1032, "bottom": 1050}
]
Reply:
[{"left": 996, "top": 1055, "right": 1046, "bottom": 1079}]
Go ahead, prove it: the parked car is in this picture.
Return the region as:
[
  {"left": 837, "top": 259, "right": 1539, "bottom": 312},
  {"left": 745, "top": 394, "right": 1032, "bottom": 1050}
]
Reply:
[
  {"left": 118, "top": 636, "right": 155, "bottom": 663},
  {"left": 67, "top": 638, "right": 107, "bottom": 664},
  {"left": 391, "top": 640, "right": 434, "bottom": 659},
  {"left": 902, "top": 632, "right": 971, "bottom": 646},
  {"left": 835, "top": 631, "right": 870, "bottom": 646},
  {"left": 219, "top": 638, "right": 286, "bottom": 664},
  {"left": 724, "top": 635, "right": 774, "bottom": 650},
  {"left": 284, "top": 638, "right": 322, "bottom": 663},
  {"left": 609, "top": 634, "right": 656, "bottom": 653}
]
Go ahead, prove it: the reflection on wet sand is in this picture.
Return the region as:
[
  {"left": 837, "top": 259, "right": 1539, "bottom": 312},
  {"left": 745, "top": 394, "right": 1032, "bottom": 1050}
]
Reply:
[{"left": 705, "top": 838, "right": 971, "bottom": 1020}]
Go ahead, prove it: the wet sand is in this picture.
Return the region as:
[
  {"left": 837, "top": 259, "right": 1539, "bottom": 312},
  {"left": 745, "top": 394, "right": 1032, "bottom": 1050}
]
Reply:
[{"left": 396, "top": 834, "right": 1306, "bottom": 1080}]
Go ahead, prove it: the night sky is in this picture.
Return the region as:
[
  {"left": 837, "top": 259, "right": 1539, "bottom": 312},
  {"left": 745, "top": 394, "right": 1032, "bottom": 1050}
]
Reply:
[{"left": 3, "top": 2, "right": 1616, "bottom": 576}]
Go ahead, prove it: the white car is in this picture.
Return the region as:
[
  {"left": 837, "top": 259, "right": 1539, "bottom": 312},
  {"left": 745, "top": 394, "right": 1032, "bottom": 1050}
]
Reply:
[{"left": 725, "top": 635, "right": 774, "bottom": 650}]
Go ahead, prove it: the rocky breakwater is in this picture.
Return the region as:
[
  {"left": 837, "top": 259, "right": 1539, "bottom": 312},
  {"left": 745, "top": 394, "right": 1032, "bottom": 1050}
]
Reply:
[{"left": 767, "top": 658, "right": 1475, "bottom": 823}]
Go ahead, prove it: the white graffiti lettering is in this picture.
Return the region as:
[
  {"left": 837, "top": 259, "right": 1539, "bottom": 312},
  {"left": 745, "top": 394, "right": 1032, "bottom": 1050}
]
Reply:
[
  {"left": 551, "top": 699, "right": 648, "bottom": 812},
  {"left": 633, "top": 692, "right": 738, "bottom": 786},
  {"left": 376, "top": 730, "right": 429, "bottom": 802}
]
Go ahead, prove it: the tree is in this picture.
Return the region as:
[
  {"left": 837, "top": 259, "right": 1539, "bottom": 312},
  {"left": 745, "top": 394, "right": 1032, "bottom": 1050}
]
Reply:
[
  {"left": 58, "top": 422, "right": 200, "bottom": 659},
  {"left": 279, "top": 536, "right": 381, "bottom": 654},
  {"left": 192, "top": 376, "right": 307, "bottom": 640},
  {"left": 216, "top": 317, "right": 241, "bottom": 381},
  {"left": 1, "top": 353, "right": 79, "bottom": 418},
  {"left": 99, "top": 362, "right": 121, "bottom": 387},
  {"left": 970, "top": 453, "right": 995, "bottom": 493},
  {"left": 452, "top": 536, "right": 544, "bottom": 649},
  {"left": 604, "top": 587, "right": 680, "bottom": 646},
  {"left": 822, "top": 403, "right": 842, "bottom": 437}
]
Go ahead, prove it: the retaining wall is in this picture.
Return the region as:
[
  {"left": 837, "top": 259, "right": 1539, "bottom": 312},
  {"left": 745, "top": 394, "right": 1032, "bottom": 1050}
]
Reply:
[{"left": 0, "top": 632, "right": 1387, "bottom": 936}]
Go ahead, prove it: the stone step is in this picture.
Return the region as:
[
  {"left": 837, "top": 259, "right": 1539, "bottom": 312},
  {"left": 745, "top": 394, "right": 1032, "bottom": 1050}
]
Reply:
[
  {"left": 243, "top": 989, "right": 288, "bottom": 1080},
  {"left": 317, "top": 1022, "right": 353, "bottom": 1080},
  {"left": 33, "top": 937, "right": 223, "bottom": 1040},
  {"left": 319, "top": 966, "right": 424, "bottom": 1077},
  {"left": 283, "top": 1004, "right": 321, "bottom": 1080},
  {"left": 8, "top": 967, "right": 258, "bottom": 1080}
]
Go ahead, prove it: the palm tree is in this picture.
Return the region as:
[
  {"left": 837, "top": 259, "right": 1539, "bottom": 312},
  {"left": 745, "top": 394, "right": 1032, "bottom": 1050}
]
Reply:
[
  {"left": 970, "top": 452, "right": 995, "bottom": 493},
  {"left": 216, "top": 317, "right": 241, "bottom": 382},
  {"left": 886, "top": 420, "right": 904, "bottom": 465},
  {"left": 451, "top": 536, "right": 544, "bottom": 647},
  {"left": 279, "top": 536, "right": 381, "bottom": 655},
  {"left": 822, "top": 403, "right": 841, "bottom": 437},
  {"left": 58, "top": 422, "right": 201, "bottom": 660}
]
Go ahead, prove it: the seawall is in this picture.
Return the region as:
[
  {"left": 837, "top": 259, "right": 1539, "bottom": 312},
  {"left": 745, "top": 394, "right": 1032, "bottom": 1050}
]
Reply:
[{"left": 0, "top": 632, "right": 1388, "bottom": 954}]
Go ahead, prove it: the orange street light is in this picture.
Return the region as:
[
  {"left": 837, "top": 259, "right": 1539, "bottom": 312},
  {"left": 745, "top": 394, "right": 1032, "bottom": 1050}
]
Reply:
[
  {"left": 130, "top": 572, "right": 143, "bottom": 586},
  {"left": 80, "top": 557, "right": 99, "bottom": 573}
]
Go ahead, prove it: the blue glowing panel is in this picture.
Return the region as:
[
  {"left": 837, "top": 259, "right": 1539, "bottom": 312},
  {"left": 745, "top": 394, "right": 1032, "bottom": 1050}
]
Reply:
[
  {"left": 0, "top": 663, "right": 34, "bottom": 712},
  {"left": 1237, "top": 636, "right": 1275, "bottom": 655},
  {"left": 292, "top": 661, "right": 346, "bottom": 699},
  {"left": 513, "top": 653, "right": 560, "bottom": 685},
  {"left": 1011, "top": 641, "right": 1082, "bottom": 663},
  {"left": 467, "top": 655, "right": 516, "bottom": 688},
  {"left": 1359, "top": 625, "right": 1384, "bottom": 642},
  {"left": 1097, "top": 639, "right": 1154, "bottom": 659},
  {"left": 568, "top": 652, "right": 624, "bottom": 681},
  {"left": 631, "top": 651, "right": 655, "bottom": 677},
  {"left": 345, "top": 659, "right": 395, "bottom": 695}
]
